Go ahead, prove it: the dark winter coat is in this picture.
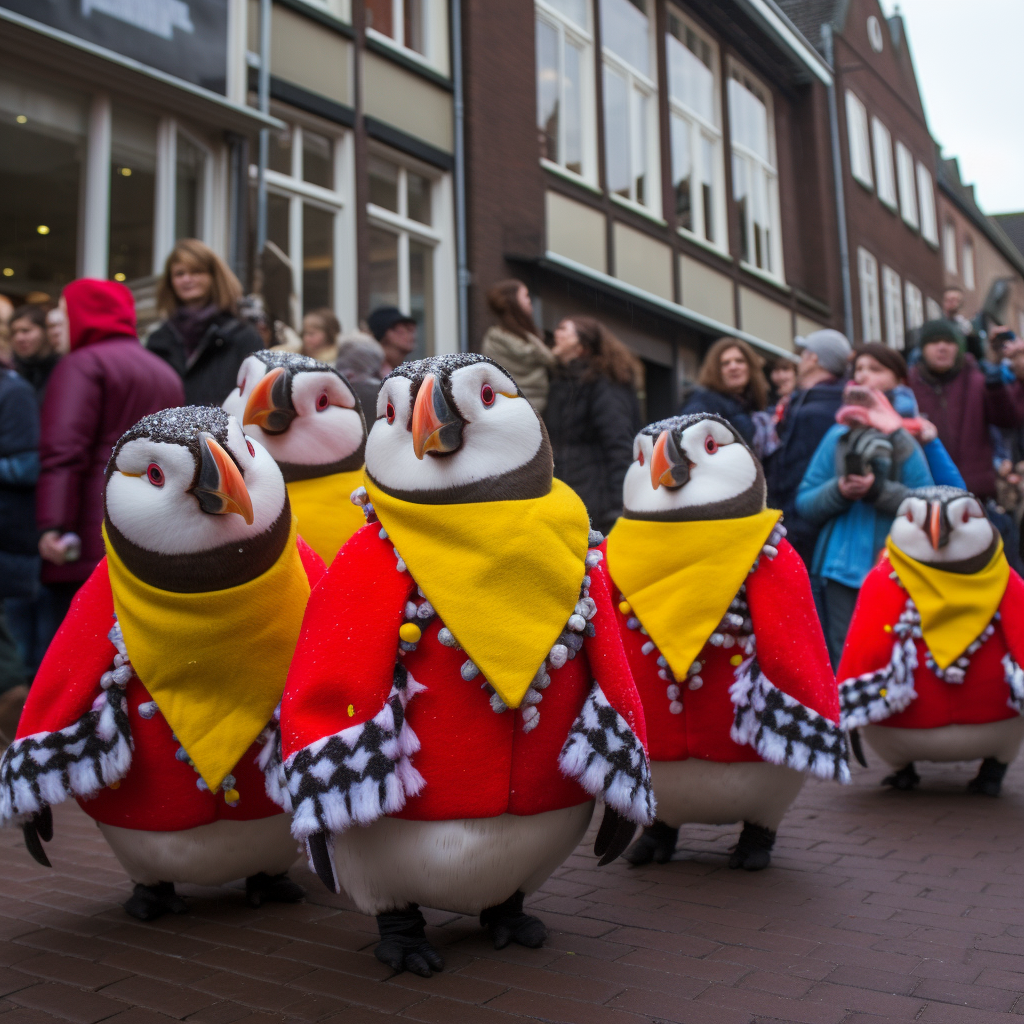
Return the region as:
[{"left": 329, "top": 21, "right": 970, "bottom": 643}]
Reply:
[
  {"left": 764, "top": 378, "right": 846, "bottom": 565},
  {"left": 544, "top": 360, "right": 641, "bottom": 534},
  {"left": 909, "top": 355, "right": 1024, "bottom": 500},
  {"left": 0, "top": 369, "right": 40, "bottom": 600},
  {"left": 146, "top": 310, "right": 264, "bottom": 407},
  {"left": 14, "top": 352, "right": 61, "bottom": 405},
  {"left": 679, "top": 387, "right": 755, "bottom": 447},
  {"left": 37, "top": 280, "right": 185, "bottom": 584}
]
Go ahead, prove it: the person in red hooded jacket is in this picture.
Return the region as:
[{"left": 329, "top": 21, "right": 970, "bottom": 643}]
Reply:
[{"left": 36, "top": 279, "right": 184, "bottom": 625}]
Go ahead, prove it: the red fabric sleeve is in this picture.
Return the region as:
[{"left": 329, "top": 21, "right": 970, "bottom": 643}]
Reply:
[
  {"left": 745, "top": 538, "right": 838, "bottom": 722},
  {"left": 997, "top": 569, "right": 1024, "bottom": 667},
  {"left": 296, "top": 534, "right": 326, "bottom": 586},
  {"left": 281, "top": 523, "right": 414, "bottom": 758},
  {"left": 16, "top": 561, "right": 117, "bottom": 738},
  {"left": 835, "top": 558, "right": 908, "bottom": 683},
  {"left": 587, "top": 552, "right": 647, "bottom": 750}
]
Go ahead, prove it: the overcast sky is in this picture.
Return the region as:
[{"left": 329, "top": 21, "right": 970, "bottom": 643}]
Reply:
[{"left": 878, "top": 0, "right": 1024, "bottom": 214}]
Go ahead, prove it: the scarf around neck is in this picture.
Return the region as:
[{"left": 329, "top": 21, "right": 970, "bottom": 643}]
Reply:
[
  {"left": 606, "top": 508, "right": 780, "bottom": 681},
  {"left": 287, "top": 469, "right": 366, "bottom": 565},
  {"left": 103, "top": 517, "right": 311, "bottom": 791},
  {"left": 364, "top": 475, "right": 590, "bottom": 709}
]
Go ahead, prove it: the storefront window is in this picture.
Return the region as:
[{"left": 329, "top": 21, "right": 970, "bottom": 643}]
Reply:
[
  {"left": 176, "top": 132, "right": 207, "bottom": 242},
  {"left": 0, "top": 75, "right": 87, "bottom": 302},
  {"left": 303, "top": 203, "right": 333, "bottom": 310},
  {"left": 109, "top": 107, "right": 157, "bottom": 283}
]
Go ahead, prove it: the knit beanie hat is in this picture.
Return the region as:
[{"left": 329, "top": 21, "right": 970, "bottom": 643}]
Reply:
[
  {"left": 854, "top": 342, "right": 908, "bottom": 383},
  {"left": 918, "top": 319, "right": 966, "bottom": 354}
]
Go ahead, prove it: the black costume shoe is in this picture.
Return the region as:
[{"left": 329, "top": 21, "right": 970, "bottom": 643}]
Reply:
[
  {"left": 728, "top": 821, "right": 775, "bottom": 871},
  {"left": 245, "top": 872, "right": 305, "bottom": 908},
  {"left": 480, "top": 891, "right": 547, "bottom": 950},
  {"left": 123, "top": 881, "right": 189, "bottom": 921},
  {"left": 624, "top": 820, "right": 678, "bottom": 865},
  {"left": 882, "top": 763, "right": 920, "bottom": 791},
  {"left": 967, "top": 757, "right": 1008, "bottom": 797},
  {"left": 375, "top": 905, "right": 445, "bottom": 977}
]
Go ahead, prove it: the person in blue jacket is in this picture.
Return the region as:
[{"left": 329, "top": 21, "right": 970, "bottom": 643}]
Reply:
[{"left": 797, "top": 345, "right": 938, "bottom": 666}]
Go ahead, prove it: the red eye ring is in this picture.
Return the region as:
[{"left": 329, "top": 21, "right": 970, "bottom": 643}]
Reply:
[
  {"left": 316, "top": 392, "right": 330, "bottom": 412},
  {"left": 146, "top": 463, "right": 164, "bottom": 487},
  {"left": 705, "top": 435, "right": 719, "bottom": 454},
  {"left": 481, "top": 384, "right": 495, "bottom": 406},
  {"left": 638, "top": 451, "right": 645, "bottom": 466},
  {"left": 246, "top": 438, "right": 256, "bottom": 457},
  {"left": 906, "top": 510, "right": 914, "bottom": 523},
  {"left": 963, "top": 508, "right": 971, "bottom": 523},
  {"left": 386, "top": 401, "right": 396, "bottom": 425}
]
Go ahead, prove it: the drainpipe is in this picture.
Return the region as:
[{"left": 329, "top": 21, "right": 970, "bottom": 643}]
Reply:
[
  {"left": 255, "top": 0, "right": 272, "bottom": 257},
  {"left": 822, "top": 24, "right": 854, "bottom": 342},
  {"left": 451, "top": 0, "right": 469, "bottom": 352}
]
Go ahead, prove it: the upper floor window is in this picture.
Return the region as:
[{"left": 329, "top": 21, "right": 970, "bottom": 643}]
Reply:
[
  {"left": 917, "top": 162, "right": 938, "bottom": 246},
  {"left": 536, "top": 0, "right": 595, "bottom": 183},
  {"left": 963, "top": 237, "right": 976, "bottom": 290},
  {"left": 666, "top": 8, "right": 722, "bottom": 248},
  {"left": 871, "top": 117, "right": 896, "bottom": 210},
  {"left": 943, "top": 220, "right": 958, "bottom": 275},
  {"left": 858, "top": 246, "right": 881, "bottom": 342},
  {"left": 600, "top": 0, "right": 659, "bottom": 212},
  {"left": 729, "top": 63, "right": 781, "bottom": 278},
  {"left": 366, "top": 0, "right": 448, "bottom": 70},
  {"left": 845, "top": 91, "right": 872, "bottom": 189},
  {"left": 896, "top": 141, "right": 918, "bottom": 229}
]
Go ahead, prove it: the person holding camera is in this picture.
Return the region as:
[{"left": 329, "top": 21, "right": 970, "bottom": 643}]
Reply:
[{"left": 796, "top": 347, "right": 935, "bottom": 666}]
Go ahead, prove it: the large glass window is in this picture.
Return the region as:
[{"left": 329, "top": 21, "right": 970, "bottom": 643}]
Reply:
[
  {"left": 858, "top": 246, "right": 881, "bottom": 342},
  {"left": 0, "top": 75, "right": 87, "bottom": 302},
  {"left": 536, "top": 0, "right": 594, "bottom": 181},
  {"left": 882, "top": 265, "right": 904, "bottom": 349},
  {"left": 729, "top": 64, "right": 781, "bottom": 278},
  {"left": 109, "top": 107, "right": 157, "bottom": 284},
  {"left": 845, "top": 90, "right": 872, "bottom": 189},
  {"left": 871, "top": 116, "right": 896, "bottom": 210},
  {"left": 943, "top": 220, "right": 958, "bottom": 275},
  {"left": 917, "top": 162, "right": 938, "bottom": 246},
  {"left": 904, "top": 281, "right": 924, "bottom": 331},
  {"left": 666, "top": 8, "right": 722, "bottom": 247},
  {"left": 896, "top": 141, "right": 918, "bottom": 229},
  {"left": 962, "top": 238, "right": 975, "bottom": 291},
  {"left": 367, "top": 0, "right": 427, "bottom": 59},
  {"left": 600, "top": 0, "right": 658, "bottom": 211},
  {"left": 175, "top": 131, "right": 208, "bottom": 243}
]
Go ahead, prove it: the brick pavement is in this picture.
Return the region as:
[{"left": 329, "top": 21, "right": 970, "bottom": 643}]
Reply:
[{"left": 2, "top": 757, "right": 1024, "bottom": 1024}]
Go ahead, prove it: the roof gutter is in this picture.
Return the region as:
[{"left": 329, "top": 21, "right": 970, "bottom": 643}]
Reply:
[{"left": 735, "top": 0, "right": 834, "bottom": 86}]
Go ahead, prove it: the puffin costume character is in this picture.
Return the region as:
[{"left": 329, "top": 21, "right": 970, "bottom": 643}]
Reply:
[
  {"left": 838, "top": 486, "right": 1024, "bottom": 795},
  {"left": 278, "top": 354, "right": 654, "bottom": 977},
  {"left": 0, "top": 407, "right": 325, "bottom": 920},
  {"left": 605, "top": 415, "right": 848, "bottom": 870},
  {"left": 223, "top": 351, "right": 368, "bottom": 564}
]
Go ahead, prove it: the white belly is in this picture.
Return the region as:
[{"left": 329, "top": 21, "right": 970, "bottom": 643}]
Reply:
[
  {"left": 99, "top": 816, "right": 300, "bottom": 887},
  {"left": 862, "top": 717, "right": 1024, "bottom": 768},
  {"left": 651, "top": 760, "right": 805, "bottom": 831},
  {"left": 332, "top": 802, "right": 595, "bottom": 917}
]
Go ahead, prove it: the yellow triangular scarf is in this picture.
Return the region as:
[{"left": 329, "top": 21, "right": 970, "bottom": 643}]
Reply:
[
  {"left": 103, "top": 518, "right": 311, "bottom": 791},
  {"left": 287, "top": 468, "right": 367, "bottom": 565},
  {"left": 886, "top": 537, "right": 1009, "bottom": 670},
  {"left": 364, "top": 476, "right": 590, "bottom": 709},
  {"left": 606, "top": 508, "right": 781, "bottom": 681}
]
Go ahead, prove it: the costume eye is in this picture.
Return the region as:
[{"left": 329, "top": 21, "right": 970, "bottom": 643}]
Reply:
[
  {"left": 705, "top": 435, "right": 719, "bottom": 455},
  {"left": 963, "top": 508, "right": 971, "bottom": 523},
  {"left": 481, "top": 384, "right": 495, "bottom": 406},
  {"left": 638, "top": 450, "right": 645, "bottom": 467},
  {"left": 246, "top": 438, "right": 256, "bottom": 457},
  {"left": 316, "top": 392, "right": 330, "bottom": 412},
  {"left": 386, "top": 401, "right": 396, "bottom": 425},
  {"left": 146, "top": 463, "right": 164, "bottom": 487},
  {"left": 906, "top": 510, "right": 915, "bottom": 523}
]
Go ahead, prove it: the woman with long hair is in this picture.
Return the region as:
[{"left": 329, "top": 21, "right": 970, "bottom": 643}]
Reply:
[
  {"left": 301, "top": 307, "right": 342, "bottom": 364},
  {"left": 147, "top": 239, "right": 264, "bottom": 406},
  {"left": 481, "top": 279, "right": 556, "bottom": 413},
  {"left": 544, "top": 315, "right": 642, "bottom": 533}
]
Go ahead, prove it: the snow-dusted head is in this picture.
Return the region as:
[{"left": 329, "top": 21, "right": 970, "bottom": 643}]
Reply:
[
  {"left": 890, "top": 487, "right": 996, "bottom": 570},
  {"left": 366, "top": 353, "right": 551, "bottom": 503},
  {"left": 223, "top": 351, "right": 365, "bottom": 482},
  {"left": 104, "top": 407, "right": 289, "bottom": 591},
  {"left": 623, "top": 414, "right": 765, "bottom": 521}
]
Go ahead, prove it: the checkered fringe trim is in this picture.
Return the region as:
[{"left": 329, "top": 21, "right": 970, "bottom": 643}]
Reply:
[{"left": 839, "top": 636, "right": 918, "bottom": 731}]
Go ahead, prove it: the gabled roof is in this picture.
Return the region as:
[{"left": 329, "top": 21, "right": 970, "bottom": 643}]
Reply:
[{"left": 993, "top": 213, "right": 1024, "bottom": 262}]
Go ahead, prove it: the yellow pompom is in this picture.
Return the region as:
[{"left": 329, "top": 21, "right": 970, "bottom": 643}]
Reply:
[
  {"left": 224, "top": 789, "right": 240, "bottom": 804},
  {"left": 879, "top": 688, "right": 888, "bottom": 698},
  {"left": 730, "top": 654, "right": 743, "bottom": 667},
  {"left": 883, "top": 624, "right": 892, "bottom": 633},
  {"left": 347, "top": 704, "right": 355, "bottom": 717},
  {"left": 108, "top": 781, "right": 120, "bottom": 790},
  {"left": 618, "top": 600, "right": 632, "bottom": 616},
  {"left": 399, "top": 622, "right": 422, "bottom": 643}
]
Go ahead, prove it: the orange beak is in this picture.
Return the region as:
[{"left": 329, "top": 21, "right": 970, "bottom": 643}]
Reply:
[
  {"left": 243, "top": 367, "right": 295, "bottom": 433},
  {"left": 411, "top": 373, "right": 463, "bottom": 460},
  {"left": 650, "top": 430, "right": 689, "bottom": 490},
  {"left": 195, "top": 436, "right": 255, "bottom": 524},
  {"left": 927, "top": 500, "right": 946, "bottom": 551}
]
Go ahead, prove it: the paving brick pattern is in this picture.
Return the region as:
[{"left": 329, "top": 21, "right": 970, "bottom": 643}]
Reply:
[{"left": 2, "top": 758, "right": 1024, "bottom": 1024}]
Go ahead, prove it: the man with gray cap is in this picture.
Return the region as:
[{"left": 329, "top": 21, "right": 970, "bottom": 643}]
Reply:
[{"left": 764, "top": 328, "right": 852, "bottom": 565}]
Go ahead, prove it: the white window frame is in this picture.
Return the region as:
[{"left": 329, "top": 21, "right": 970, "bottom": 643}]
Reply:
[
  {"left": 366, "top": 1, "right": 450, "bottom": 76},
  {"left": 882, "top": 265, "right": 904, "bottom": 350},
  {"left": 256, "top": 115, "right": 356, "bottom": 332},
  {"left": 896, "top": 141, "right": 918, "bottom": 229},
  {"left": 943, "top": 220, "right": 958, "bottom": 276},
  {"left": 729, "top": 59, "right": 784, "bottom": 282},
  {"left": 536, "top": 0, "right": 597, "bottom": 186},
  {"left": 917, "top": 161, "right": 938, "bottom": 246},
  {"left": 858, "top": 246, "right": 881, "bottom": 343},
  {"left": 665, "top": 5, "right": 725, "bottom": 252},
  {"left": 871, "top": 116, "right": 897, "bottom": 210},
  {"left": 845, "top": 90, "right": 872, "bottom": 189},
  {"left": 601, "top": 0, "right": 661, "bottom": 216},
  {"left": 962, "top": 237, "right": 976, "bottom": 291},
  {"left": 904, "top": 281, "right": 924, "bottom": 331},
  {"left": 366, "top": 145, "right": 457, "bottom": 357},
  {"left": 926, "top": 296, "right": 942, "bottom": 322}
]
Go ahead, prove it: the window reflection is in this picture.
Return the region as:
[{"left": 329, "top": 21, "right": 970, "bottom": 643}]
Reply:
[{"left": 109, "top": 107, "right": 156, "bottom": 283}]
